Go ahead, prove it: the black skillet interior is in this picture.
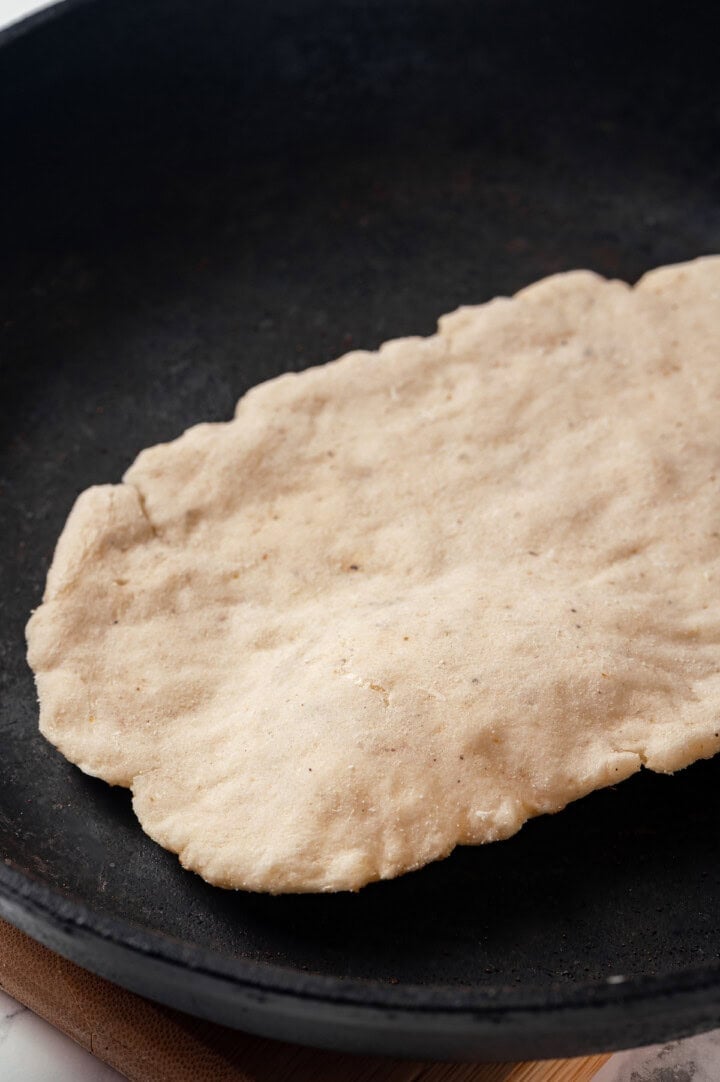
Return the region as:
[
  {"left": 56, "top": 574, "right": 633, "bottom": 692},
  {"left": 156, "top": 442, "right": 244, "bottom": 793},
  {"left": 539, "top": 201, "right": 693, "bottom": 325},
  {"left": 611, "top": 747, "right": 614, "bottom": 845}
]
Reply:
[{"left": 2, "top": 0, "right": 720, "bottom": 1061}]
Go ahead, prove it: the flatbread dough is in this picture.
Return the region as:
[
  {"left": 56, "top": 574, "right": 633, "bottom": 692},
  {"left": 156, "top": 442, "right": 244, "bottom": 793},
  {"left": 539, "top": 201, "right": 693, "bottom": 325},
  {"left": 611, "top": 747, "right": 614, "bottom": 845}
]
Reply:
[{"left": 26, "top": 257, "right": 720, "bottom": 893}]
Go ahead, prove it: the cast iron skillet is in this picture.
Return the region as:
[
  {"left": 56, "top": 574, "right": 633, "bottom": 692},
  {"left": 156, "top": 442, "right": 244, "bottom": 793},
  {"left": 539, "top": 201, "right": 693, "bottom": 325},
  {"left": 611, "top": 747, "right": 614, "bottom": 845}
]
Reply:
[{"left": 2, "top": 0, "right": 720, "bottom": 1061}]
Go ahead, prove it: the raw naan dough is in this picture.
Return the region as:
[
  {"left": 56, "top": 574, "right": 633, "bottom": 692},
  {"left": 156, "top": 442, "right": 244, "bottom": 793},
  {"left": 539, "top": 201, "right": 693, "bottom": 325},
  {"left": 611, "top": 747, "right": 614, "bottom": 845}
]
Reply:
[{"left": 26, "top": 257, "right": 720, "bottom": 893}]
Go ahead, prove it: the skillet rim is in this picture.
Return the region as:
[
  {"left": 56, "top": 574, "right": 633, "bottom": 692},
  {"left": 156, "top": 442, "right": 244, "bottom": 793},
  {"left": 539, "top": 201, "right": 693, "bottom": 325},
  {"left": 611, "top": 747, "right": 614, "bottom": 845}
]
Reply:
[{"left": 3, "top": 858, "right": 720, "bottom": 1015}]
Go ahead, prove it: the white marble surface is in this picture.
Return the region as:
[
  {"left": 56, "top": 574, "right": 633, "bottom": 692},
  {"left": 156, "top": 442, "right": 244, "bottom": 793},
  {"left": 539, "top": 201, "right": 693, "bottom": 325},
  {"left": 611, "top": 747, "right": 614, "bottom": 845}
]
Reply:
[
  {"left": 0, "top": 988, "right": 122, "bottom": 1081},
  {"left": 595, "top": 1030, "right": 720, "bottom": 1081},
  {"left": 0, "top": 0, "right": 61, "bottom": 32}
]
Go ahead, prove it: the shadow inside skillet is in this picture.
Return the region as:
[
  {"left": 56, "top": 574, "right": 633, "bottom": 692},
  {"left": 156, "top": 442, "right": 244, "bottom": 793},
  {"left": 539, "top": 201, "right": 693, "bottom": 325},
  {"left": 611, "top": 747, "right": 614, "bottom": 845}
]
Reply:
[{"left": 5, "top": 733, "right": 720, "bottom": 989}]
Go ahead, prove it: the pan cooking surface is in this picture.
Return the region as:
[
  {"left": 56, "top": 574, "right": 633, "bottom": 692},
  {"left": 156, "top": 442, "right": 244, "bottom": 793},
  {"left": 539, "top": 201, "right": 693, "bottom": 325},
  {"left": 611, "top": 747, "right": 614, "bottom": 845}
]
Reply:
[{"left": 1, "top": 0, "right": 720, "bottom": 1058}]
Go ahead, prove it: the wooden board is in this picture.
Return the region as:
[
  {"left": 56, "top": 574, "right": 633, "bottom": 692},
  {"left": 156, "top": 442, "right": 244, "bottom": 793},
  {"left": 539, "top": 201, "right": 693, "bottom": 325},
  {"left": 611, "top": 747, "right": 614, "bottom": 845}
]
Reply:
[{"left": 0, "top": 919, "right": 609, "bottom": 1082}]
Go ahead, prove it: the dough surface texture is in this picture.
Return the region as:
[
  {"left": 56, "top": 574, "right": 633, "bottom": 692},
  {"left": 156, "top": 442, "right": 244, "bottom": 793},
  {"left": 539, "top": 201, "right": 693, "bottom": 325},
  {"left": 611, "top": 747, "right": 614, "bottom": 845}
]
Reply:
[{"left": 26, "top": 257, "right": 720, "bottom": 892}]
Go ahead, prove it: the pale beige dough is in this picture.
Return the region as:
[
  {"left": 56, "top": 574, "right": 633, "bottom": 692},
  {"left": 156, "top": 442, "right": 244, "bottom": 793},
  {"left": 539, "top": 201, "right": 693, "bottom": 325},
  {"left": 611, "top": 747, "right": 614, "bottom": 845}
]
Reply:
[{"left": 26, "top": 256, "right": 720, "bottom": 892}]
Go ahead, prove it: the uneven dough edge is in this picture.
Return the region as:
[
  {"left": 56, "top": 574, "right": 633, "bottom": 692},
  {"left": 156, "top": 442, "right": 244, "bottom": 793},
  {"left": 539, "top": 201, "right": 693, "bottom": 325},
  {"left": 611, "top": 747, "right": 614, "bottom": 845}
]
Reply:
[{"left": 26, "top": 256, "right": 720, "bottom": 893}]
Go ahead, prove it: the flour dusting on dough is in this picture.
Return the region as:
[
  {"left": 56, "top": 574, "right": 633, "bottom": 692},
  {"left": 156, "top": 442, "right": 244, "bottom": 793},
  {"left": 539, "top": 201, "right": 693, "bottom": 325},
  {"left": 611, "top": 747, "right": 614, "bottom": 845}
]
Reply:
[{"left": 26, "top": 257, "right": 720, "bottom": 892}]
